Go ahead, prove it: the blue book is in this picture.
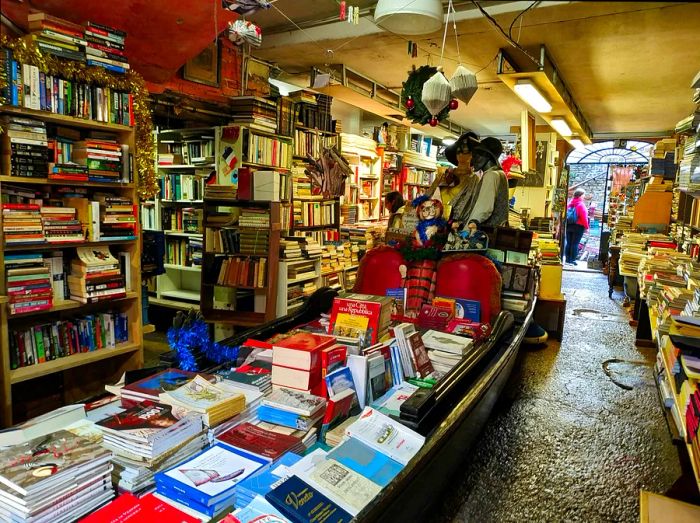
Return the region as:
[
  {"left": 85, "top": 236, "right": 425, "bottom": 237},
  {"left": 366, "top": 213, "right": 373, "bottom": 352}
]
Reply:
[
  {"left": 10, "top": 60, "right": 19, "bottom": 106},
  {"left": 265, "top": 475, "right": 353, "bottom": 523},
  {"left": 257, "top": 405, "right": 318, "bottom": 431},
  {"left": 39, "top": 71, "right": 46, "bottom": 111},
  {"left": 155, "top": 442, "right": 268, "bottom": 508},
  {"left": 155, "top": 483, "right": 232, "bottom": 518},
  {"left": 235, "top": 452, "right": 302, "bottom": 505},
  {"left": 327, "top": 437, "right": 403, "bottom": 487},
  {"left": 87, "top": 59, "right": 126, "bottom": 73},
  {"left": 454, "top": 298, "right": 480, "bottom": 322},
  {"left": 231, "top": 495, "right": 290, "bottom": 522}
]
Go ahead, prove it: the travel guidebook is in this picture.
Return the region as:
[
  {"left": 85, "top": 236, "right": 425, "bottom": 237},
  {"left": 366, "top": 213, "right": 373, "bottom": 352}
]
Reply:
[{"left": 96, "top": 401, "right": 201, "bottom": 443}]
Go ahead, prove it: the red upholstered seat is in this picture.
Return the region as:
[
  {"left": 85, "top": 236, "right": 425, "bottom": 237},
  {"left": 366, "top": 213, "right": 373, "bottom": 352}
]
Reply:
[
  {"left": 436, "top": 253, "right": 502, "bottom": 324},
  {"left": 353, "top": 246, "right": 406, "bottom": 296}
]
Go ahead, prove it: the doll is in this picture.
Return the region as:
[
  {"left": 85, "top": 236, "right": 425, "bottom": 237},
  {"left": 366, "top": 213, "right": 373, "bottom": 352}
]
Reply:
[{"left": 413, "top": 197, "right": 447, "bottom": 246}]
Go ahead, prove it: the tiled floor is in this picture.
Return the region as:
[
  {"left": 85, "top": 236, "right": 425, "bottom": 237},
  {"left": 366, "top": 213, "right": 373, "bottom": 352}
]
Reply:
[{"left": 431, "top": 270, "right": 682, "bottom": 522}]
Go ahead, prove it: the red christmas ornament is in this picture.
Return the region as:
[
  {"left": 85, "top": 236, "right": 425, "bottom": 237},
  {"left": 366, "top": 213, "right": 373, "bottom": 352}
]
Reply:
[
  {"left": 449, "top": 99, "right": 459, "bottom": 110},
  {"left": 429, "top": 116, "right": 439, "bottom": 127},
  {"left": 406, "top": 97, "right": 415, "bottom": 110}
]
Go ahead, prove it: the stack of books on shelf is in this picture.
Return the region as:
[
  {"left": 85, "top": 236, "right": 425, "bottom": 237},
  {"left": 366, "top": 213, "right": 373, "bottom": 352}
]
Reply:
[
  {"left": 240, "top": 229, "right": 270, "bottom": 256},
  {"left": 280, "top": 237, "right": 303, "bottom": 260},
  {"left": 230, "top": 96, "right": 279, "bottom": 132},
  {"left": 207, "top": 227, "right": 239, "bottom": 254},
  {"left": 159, "top": 375, "right": 247, "bottom": 428},
  {"left": 239, "top": 208, "right": 271, "bottom": 227},
  {"left": 0, "top": 430, "right": 114, "bottom": 522},
  {"left": 216, "top": 257, "right": 267, "bottom": 288},
  {"left": 5, "top": 252, "right": 53, "bottom": 315},
  {"left": 299, "top": 236, "right": 323, "bottom": 257},
  {"left": 9, "top": 311, "right": 129, "bottom": 369},
  {"left": 1, "top": 116, "right": 49, "bottom": 178},
  {"left": 205, "top": 184, "right": 236, "bottom": 200},
  {"left": 2, "top": 203, "right": 45, "bottom": 245},
  {"left": 49, "top": 163, "right": 88, "bottom": 182},
  {"left": 341, "top": 203, "right": 358, "bottom": 225},
  {"left": 26, "top": 12, "right": 86, "bottom": 63},
  {"left": 83, "top": 21, "right": 130, "bottom": 73},
  {"left": 287, "top": 259, "right": 317, "bottom": 282},
  {"left": 95, "top": 193, "right": 136, "bottom": 240},
  {"left": 40, "top": 205, "right": 83, "bottom": 242},
  {"left": 68, "top": 246, "right": 126, "bottom": 303},
  {"left": 291, "top": 164, "right": 314, "bottom": 196},
  {"left": 72, "top": 138, "right": 125, "bottom": 183},
  {"left": 538, "top": 238, "right": 562, "bottom": 265},
  {"left": 293, "top": 200, "right": 336, "bottom": 228},
  {"left": 97, "top": 402, "right": 207, "bottom": 496}
]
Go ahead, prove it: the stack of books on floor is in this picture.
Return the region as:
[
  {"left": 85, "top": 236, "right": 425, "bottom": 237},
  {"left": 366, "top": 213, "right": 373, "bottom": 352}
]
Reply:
[
  {"left": 72, "top": 138, "right": 125, "bottom": 183},
  {"left": 0, "top": 430, "right": 114, "bottom": 522},
  {"left": 96, "top": 402, "right": 206, "bottom": 496},
  {"left": 95, "top": 193, "right": 137, "bottom": 240},
  {"left": 230, "top": 96, "right": 278, "bottom": 133},
  {"left": 26, "top": 12, "right": 87, "bottom": 63},
  {"left": 2, "top": 203, "right": 45, "bottom": 245},
  {"left": 40, "top": 205, "right": 84, "bottom": 242},
  {"left": 422, "top": 330, "right": 473, "bottom": 374},
  {"left": 5, "top": 252, "right": 53, "bottom": 315},
  {"left": 538, "top": 238, "right": 562, "bottom": 265},
  {"left": 68, "top": 246, "right": 126, "bottom": 303},
  {"left": 0, "top": 116, "right": 49, "bottom": 178},
  {"left": 84, "top": 21, "right": 130, "bottom": 73}
]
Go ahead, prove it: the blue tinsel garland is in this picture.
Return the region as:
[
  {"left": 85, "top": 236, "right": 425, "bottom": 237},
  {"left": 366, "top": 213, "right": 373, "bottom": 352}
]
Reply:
[{"left": 167, "top": 319, "right": 240, "bottom": 371}]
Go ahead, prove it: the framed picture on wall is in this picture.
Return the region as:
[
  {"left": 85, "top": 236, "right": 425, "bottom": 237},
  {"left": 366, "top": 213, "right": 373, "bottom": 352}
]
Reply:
[{"left": 183, "top": 41, "right": 219, "bottom": 87}]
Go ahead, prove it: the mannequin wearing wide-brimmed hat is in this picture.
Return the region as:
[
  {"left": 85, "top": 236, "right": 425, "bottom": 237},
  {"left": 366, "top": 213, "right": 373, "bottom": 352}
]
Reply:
[{"left": 431, "top": 131, "right": 480, "bottom": 219}]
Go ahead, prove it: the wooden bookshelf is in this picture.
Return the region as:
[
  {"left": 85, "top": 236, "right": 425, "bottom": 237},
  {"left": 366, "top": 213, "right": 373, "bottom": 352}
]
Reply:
[{"left": 0, "top": 107, "right": 144, "bottom": 427}]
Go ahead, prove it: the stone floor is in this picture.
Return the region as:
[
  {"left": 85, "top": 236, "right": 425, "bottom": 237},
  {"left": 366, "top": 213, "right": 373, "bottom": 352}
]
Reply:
[{"left": 431, "top": 270, "right": 682, "bottom": 523}]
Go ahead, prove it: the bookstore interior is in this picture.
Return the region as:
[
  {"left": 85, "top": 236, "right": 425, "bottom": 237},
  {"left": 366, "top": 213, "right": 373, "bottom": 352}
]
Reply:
[{"left": 0, "top": 1, "right": 699, "bottom": 522}]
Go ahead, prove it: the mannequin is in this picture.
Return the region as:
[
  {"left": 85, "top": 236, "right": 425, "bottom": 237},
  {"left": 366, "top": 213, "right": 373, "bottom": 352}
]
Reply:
[
  {"left": 453, "top": 137, "right": 509, "bottom": 229},
  {"left": 435, "top": 131, "right": 480, "bottom": 220}
]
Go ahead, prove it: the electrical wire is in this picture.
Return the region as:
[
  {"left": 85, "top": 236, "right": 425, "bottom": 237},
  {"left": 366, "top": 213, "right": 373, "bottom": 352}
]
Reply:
[{"left": 508, "top": 1, "right": 539, "bottom": 39}]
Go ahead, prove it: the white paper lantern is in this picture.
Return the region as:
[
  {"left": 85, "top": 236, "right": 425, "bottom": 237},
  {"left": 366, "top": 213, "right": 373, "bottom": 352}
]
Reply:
[
  {"left": 450, "top": 65, "right": 478, "bottom": 105},
  {"left": 421, "top": 71, "right": 451, "bottom": 116}
]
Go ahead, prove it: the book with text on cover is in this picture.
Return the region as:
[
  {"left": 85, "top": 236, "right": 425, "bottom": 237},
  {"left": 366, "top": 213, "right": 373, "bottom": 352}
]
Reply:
[
  {"left": 80, "top": 492, "right": 201, "bottom": 522},
  {"left": 216, "top": 422, "right": 303, "bottom": 461},
  {"left": 265, "top": 475, "right": 352, "bottom": 523},
  {"left": 307, "top": 458, "right": 382, "bottom": 515},
  {"left": 273, "top": 332, "right": 336, "bottom": 370},
  {"left": 261, "top": 386, "right": 327, "bottom": 417}
]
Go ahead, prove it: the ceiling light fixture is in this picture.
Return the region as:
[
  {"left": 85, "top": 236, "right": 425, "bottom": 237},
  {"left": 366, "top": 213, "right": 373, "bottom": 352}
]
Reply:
[
  {"left": 513, "top": 81, "right": 552, "bottom": 113},
  {"left": 374, "top": 0, "right": 444, "bottom": 36},
  {"left": 550, "top": 118, "right": 572, "bottom": 137},
  {"left": 442, "top": 137, "right": 457, "bottom": 146},
  {"left": 570, "top": 138, "right": 586, "bottom": 150}
]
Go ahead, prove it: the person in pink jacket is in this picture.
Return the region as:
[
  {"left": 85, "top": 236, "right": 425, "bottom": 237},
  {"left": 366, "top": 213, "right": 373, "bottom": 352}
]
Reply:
[{"left": 565, "top": 189, "right": 589, "bottom": 265}]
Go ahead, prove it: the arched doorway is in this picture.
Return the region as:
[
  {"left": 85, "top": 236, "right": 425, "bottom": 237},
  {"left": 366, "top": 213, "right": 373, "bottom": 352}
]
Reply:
[{"left": 565, "top": 140, "right": 653, "bottom": 265}]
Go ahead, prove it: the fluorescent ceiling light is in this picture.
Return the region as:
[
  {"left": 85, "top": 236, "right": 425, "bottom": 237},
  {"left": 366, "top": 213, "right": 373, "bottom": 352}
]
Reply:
[
  {"left": 550, "top": 118, "right": 572, "bottom": 137},
  {"left": 442, "top": 138, "right": 456, "bottom": 146},
  {"left": 570, "top": 139, "right": 585, "bottom": 150},
  {"left": 513, "top": 81, "right": 552, "bottom": 113}
]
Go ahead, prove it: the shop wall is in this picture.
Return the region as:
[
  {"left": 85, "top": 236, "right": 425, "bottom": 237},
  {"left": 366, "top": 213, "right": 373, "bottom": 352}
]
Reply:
[{"left": 569, "top": 164, "right": 608, "bottom": 210}]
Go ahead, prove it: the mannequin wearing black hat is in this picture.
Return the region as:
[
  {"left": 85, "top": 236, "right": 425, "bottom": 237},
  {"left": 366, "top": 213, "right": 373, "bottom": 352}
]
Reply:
[{"left": 452, "top": 136, "right": 509, "bottom": 228}]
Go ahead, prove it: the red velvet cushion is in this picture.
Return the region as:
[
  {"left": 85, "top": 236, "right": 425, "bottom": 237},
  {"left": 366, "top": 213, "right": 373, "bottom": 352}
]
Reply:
[
  {"left": 436, "top": 254, "right": 502, "bottom": 323},
  {"left": 353, "top": 246, "right": 406, "bottom": 296}
]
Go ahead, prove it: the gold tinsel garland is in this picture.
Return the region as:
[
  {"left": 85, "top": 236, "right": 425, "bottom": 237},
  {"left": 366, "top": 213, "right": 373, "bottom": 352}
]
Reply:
[{"left": 0, "top": 35, "right": 158, "bottom": 200}]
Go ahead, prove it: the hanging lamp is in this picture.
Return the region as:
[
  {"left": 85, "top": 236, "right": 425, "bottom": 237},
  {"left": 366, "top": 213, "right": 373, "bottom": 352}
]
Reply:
[{"left": 374, "top": 0, "right": 444, "bottom": 35}]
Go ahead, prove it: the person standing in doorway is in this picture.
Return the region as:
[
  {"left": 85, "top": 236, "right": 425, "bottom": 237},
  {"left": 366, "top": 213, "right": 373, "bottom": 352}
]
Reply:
[{"left": 565, "top": 189, "right": 589, "bottom": 265}]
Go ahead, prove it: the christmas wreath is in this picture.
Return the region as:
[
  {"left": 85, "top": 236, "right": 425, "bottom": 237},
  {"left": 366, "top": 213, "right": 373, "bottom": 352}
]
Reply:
[{"left": 402, "top": 65, "right": 451, "bottom": 125}]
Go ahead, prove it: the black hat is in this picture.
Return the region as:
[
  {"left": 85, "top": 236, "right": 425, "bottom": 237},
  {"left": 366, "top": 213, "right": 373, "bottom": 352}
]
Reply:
[
  {"left": 445, "top": 131, "right": 480, "bottom": 166},
  {"left": 472, "top": 136, "right": 503, "bottom": 165}
]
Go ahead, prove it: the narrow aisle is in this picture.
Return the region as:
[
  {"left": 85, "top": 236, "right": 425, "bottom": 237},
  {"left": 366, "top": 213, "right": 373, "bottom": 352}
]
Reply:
[{"left": 432, "top": 271, "right": 680, "bottom": 522}]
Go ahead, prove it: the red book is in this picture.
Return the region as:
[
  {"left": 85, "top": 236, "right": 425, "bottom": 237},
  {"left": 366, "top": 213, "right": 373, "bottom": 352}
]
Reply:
[
  {"left": 406, "top": 332, "right": 434, "bottom": 378},
  {"left": 272, "top": 332, "right": 335, "bottom": 371},
  {"left": 321, "top": 388, "right": 355, "bottom": 435},
  {"left": 80, "top": 492, "right": 200, "bottom": 522},
  {"left": 88, "top": 41, "right": 127, "bottom": 56},
  {"left": 329, "top": 297, "right": 384, "bottom": 345},
  {"left": 320, "top": 344, "right": 348, "bottom": 389},
  {"left": 216, "top": 422, "right": 301, "bottom": 460},
  {"left": 2, "top": 203, "right": 40, "bottom": 210},
  {"left": 417, "top": 303, "right": 452, "bottom": 331},
  {"left": 237, "top": 167, "right": 252, "bottom": 200}
]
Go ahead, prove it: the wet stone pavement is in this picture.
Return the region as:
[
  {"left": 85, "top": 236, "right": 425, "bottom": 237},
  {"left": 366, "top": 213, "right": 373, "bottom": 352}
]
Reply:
[{"left": 430, "top": 270, "right": 681, "bottom": 523}]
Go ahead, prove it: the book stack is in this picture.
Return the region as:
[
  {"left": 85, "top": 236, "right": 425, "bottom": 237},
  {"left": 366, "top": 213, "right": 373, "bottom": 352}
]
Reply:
[
  {"left": 95, "top": 193, "right": 137, "bottom": 240},
  {"left": 422, "top": 330, "right": 473, "bottom": 374},
  {"left": 97, "top": 402, "right": 206, "bottom": 496},
  {"left": 280, "top": 238, "right": 303, "bottom": 259},
  {"left": 205, "top": 184, "right": 237, "bottom": 200},
  {"left": 300, "top": 236, "right": 323, "bottom": 257},
  {"left": 154, "top": 443, "right": 269, "bottom": 519},
  {"left": 239, "top": 208, "right": 271, "bottom": 227},
  {"left": 216, "top": 257, "right": 267, "bottom": 288},
  {"left": 83, "top": 21, "right": 130, "bottom": 73},
  {"left": 159, "top": 375, "right": 247, "bottom": 427},
  {"left": 2, "top": 203, "right": 45, "bottom": 245},
  {"left": 341, "top": 203, "right": 358, "bottom": 225},
  {"left": 218, "top": 360, "right": 273, "bottom": 395},
  {"left": 5, "top": 252, "right": 52, "bottom": 315},
  {"left": 68, "top": 246, "right": 126, "bottom": 303},
  {"left": 1, "top": 116, "right": 49, "bottom": 178},
  {"left": 258, "top": 387, "right": 327, "bottom": 431},
  {"left": 216, "top": 422, "right": 306, "bottom": 461},
  {"left": 287, "top": 259, "right": 317, "bottom": 282},
  {"left": 26, "top": 12, "right": 86, "bottom": 62},
  {"left": 0, "top": 430, "right": 113, "bottom": 522},
  {"left": 538, "top": 238, "right": 562, "bottom": 265},
  {"left": 50, "top": 163, "right": 89, "bottom": 181},
  {"left": 271, "top": 332, "right": 336, "bottom": 394},
  {"left": 118, "top": 368, "right": 203, "bottom": 407},
  {"left": 239, "top": 229, "right": 270, "bottom": 255},
  {"left": 329, "top": 293, "right": 393, "bottom": 350},
  {"left": 40, "top": 205, "right": 84, "bottom": 242},
  {"left": 72, "top": 138, "right": 124, "bottom": 183},
  {"left": 391, "top": 324, "right": 434, "bottom": 380},
  {"left": 230, "top": 96, "right": 279, "bottom": 132}
]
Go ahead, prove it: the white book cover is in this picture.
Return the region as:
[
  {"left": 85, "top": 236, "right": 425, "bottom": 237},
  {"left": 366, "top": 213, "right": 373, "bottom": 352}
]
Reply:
[
  {"left": 422, "top": 330, "right": 473, "bottom": 355},
  {"left": 345, "top": 407, "right": 425, "bottom": 466},
  {"left": 306, "top": 458, "right": 381, "bottom": 516}
]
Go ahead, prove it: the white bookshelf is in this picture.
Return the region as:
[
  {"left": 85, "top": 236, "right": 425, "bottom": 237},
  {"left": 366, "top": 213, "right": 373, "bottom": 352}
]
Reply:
[{"left": 276, "top": 258, "right": 322, "bottom": 316}]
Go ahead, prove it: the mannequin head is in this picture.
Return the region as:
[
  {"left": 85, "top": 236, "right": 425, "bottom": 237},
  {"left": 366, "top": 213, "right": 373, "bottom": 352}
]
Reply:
[
  {"left": 471, "top": 137, "right": 503, "bottom": 172},
  {"left": 445, "top": 131, "right": 480, "bottom": 167}
]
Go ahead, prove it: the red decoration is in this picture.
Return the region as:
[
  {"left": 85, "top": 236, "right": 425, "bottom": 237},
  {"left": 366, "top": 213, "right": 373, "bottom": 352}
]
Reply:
[
  {"left": 449, "top": 99, "right": 459, "bottom": 110},
  {"left": 406, "top": 97, "right": 415, "bottom": 110},
  {"left": 429, "top": 116, "right": 439, "bottom": 127}
]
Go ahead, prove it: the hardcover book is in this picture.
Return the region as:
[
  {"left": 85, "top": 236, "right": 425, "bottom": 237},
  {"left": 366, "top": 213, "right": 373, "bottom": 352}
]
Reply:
[
  {"left": 273, "top": 332, "right": 336, "bottom": 370},
  {"left": 216, "top": 422, "right": 303, "bottom": 460},
  {"left": 422, "top": 330, "right": 473, "bottom": 355},
  {"left": 265, "top": 475, "right": 352, "bottom": 523},
  {"left": 406, "top": 332, "right": 434, "bottom": 378},
  {"left": 261, "top": 387, "right": 327, "bottom": 417},
  {"left": 121, "top": 368, "right": 204, "bottom": 403},
  {"left": 155, "top": 443, "right": 268, "bottom": 508}
]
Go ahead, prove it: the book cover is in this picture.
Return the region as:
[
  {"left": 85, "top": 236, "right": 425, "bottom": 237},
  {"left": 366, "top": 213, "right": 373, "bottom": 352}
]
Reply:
[
  {"left": 327, "top": 437, "right": 403, "bottom": 488},
  {"left": 265, "top": 475, "right": 352, "bottom": 523},
  {"left": 307, "top": 458, "right": 382, "bottom": 515},
  {"left": 122, "top": 368, "right": 202, "bottom": 399},
  {"left": 216, "top": 422, "right": 302, "bottom": 461},
  {"left": 417, "top": 303, "right": 453, "bottom": 331},
  {"left": 0, "top": 429, "right": 110, "bottom": 496},
  {"left": 321, "top": 344, "right": 348, "bottom": 380},
  {"left": 422, "top": 330, "right": 473, "bottom": 355},
  {"left": 96, "top": 401, "right": 192, "bottom": 441},
  {"left": 261, "top": 387, "right": 326, "bottom": 417},
  {"left": 155, "top": 443, "right": 267, "bottom": 508},
  {"left": 324, "top": 367, "right": 356, "bottom": 398},
  {"left": 80, "top": 492, "right": 201, "bottom": 522},
  {"left": 228, "top": 495, "right": 290, "bottom": 523},
  {"left": 329, "top": 298, "right": 382, "bottom": 348},
  {"left": 453, "top": 298, "right": 480, "bottom": 322},
  {"left": 385, "top": 287, "right": 406, "bottom": 317},
  {"left": 345, "top": 407, "right": 425, "bottom": 466},
  {"left": 320, "top": 389, "right": 355, "bottom": 441},
  {"left": 406, "top": 332, "right": 434, "bottom": 378},
  {"left": 235, "top": 452, "right": 302, "bottom": 502}
]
